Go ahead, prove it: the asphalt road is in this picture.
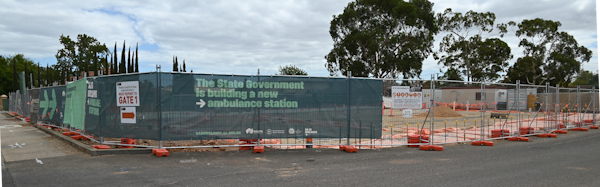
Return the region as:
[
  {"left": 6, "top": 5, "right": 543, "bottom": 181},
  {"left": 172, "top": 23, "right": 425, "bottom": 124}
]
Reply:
[{"left": 2, "top": 117, "right": 600, "bottom": 186}]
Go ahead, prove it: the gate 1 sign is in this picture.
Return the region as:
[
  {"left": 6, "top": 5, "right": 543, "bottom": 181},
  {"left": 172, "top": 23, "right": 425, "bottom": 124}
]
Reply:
[
  {"left": 392, "top": 86, "right": 422, "bottom": 109},
  {"left": 116, "top": 81, "right": 140, "bottom": 106}
]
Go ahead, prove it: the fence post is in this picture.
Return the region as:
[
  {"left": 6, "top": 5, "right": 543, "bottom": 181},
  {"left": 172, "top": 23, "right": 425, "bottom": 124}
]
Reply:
[
  {"left": 157, "top": 65, "right": 163, "bottom": 149},
  {"left": 556, "top": 84, "right": 560, "bottom": 129},
  {"left": 516, "top": 80, "right": 520, "bottom": 135},
  {"left": 430, "top": 75, "right": 435, "bottom": 144},
  {"left": 480, "top": 80, "right": 485, "bottom": 141},
  {"left": 545, "top": 82, "right": 549, "bottom": 131},
  {"left": 257, "top": 69, "right": 261, "bottom": 146},
  {"left": 346, "top": 71, "right": 351, "bottom": 146},
  {"left": 593, "top": 86, "right": 596, "bottom": 125}
]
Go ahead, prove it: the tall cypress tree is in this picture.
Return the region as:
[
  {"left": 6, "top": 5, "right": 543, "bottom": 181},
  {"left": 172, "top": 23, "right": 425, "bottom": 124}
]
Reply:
[
  {"left": 183, "top": 60, "right": 186, "bottom": 72},
  {"left": 113, "top": 42, "right": 118, "bottom": 74},
  {"left": 120, "top": 41, "right": 126, "bottom": 74},
  {"left": 24, "top": 60, "right": 28, "bottom": 88},
  {"left": 12, "top": 58, "right": 17, "bottom": 90},
  {"left": 109, "top": 53, "right": 114, "bottom": 74},
  {"left": 93, "top": 54, "right": 98, "bottom": 77},
  {"left": 127, "top": 47, "right": 131, "bottom": 73},
  {"left": 173, "top": 56, "right": 176, "bottom": 72},
  {"left": 135, "top": 43, "right": 139, "bottom": 72},
  {"left": 104, "top": 55, "right": 108, "bottom": 75},
  {"left": 173, "top": 56, "right": 179, "bottom": 72},
  {"left": 46, "top": 64, "right": 49, "bottom": 86},
  {"left": 37, "top": 62, "right": 40, "bottom": 87}
]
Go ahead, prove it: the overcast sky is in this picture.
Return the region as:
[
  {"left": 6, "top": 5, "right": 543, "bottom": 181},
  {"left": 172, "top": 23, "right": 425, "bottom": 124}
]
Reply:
[{"left": 0, "top": 0, "right": 597, "bottom": 79}]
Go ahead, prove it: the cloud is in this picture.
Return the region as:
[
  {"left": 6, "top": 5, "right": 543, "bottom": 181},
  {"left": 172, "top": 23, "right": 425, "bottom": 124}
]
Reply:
[{"left": 0, "top": 0, "right": 596, "bottom": 78}]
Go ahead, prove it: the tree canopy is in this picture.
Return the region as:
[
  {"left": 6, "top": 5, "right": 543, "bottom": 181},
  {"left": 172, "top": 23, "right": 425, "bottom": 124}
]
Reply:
[
  {"left": 570, "top": 70, "right": 599, "bottom": 87},
  {"left": 0, "top": 54, "right": 59, "bottom": 94},
  {"left": 278, "top": 65, "right": 307, "bottom": 75},
  {"left": 325, "top": 0, "right": 438, "bottom": 78},
  {"left": 435, "top": 8, "right": 512, "bottom": 82},
  {"left": 506, "top": 18, "right": 592, "bottom": 86},
  {"left": 55, "top": 34, "right": 109, "bottom": 81}
]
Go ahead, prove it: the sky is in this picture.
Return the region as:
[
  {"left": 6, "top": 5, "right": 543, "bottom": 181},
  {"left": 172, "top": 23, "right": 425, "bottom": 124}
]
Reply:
[{"left": 0, "top": 0, "right": 597, "bottom": 79}]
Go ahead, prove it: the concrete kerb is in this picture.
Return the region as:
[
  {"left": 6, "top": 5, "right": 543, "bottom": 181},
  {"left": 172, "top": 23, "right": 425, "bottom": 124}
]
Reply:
[{"left": 29, "top": 120, "right": 153, "bottom": 156}]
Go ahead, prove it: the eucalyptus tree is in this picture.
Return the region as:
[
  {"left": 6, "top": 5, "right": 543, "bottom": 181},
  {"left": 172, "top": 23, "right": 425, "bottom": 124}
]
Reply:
[{"left": 325, "top": 0, "right": 438, "bottom": 78}]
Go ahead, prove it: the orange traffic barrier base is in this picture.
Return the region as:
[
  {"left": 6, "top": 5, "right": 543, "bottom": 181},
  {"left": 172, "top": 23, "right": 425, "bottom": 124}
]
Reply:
[
  {"left": 152, "top": 149, "right": 169, "bottom": 157},
  {"left": 471, "top": 141, "right": 494, "bottom": 146},
  {"left": 70, "top": 135, "right": 84, "bottom": 140},
  {"left": 92, "top": 145, "right": 111, "bottom": 149},
  {"left": 339, "top": 145, "right": 358, "bottom": 153},
  {"left": 552, "top": 130, "right": 568, "bottom": 134},
  {"left": 538, "top": 133, "right": 557, "bottom": 138},
  {"left": 62, "top": 132, "right": 77, "bottom": 136},
  {"left": 344, "top": 145, "right": 358, "bottom": 153},
  {"left": 253, "top": 146, "right": 265, "bottom": 153},
  {"left": 590, "top": 125, "right": 599, "bottom": 129},
  {"left": 419, "top": 145, "right": 443, "bottom": 151},
  {"left": 570, "top": 127, "right": 588, "bottom": 131},
  {"left": 120, "top": 138, "right": 136, "bottom": 148},
  {"left": 507, "top": 137, "right": 529, "bottom": 142}
]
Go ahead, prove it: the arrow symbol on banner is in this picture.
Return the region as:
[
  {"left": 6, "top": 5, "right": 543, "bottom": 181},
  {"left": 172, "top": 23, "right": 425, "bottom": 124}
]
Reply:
[
  {"left": 40, "top": 90, "right": 49, "bottom": 117},
  {"left": 196, "top": 99, "right": 206, "bottom": 108},
  {"left": 49, "top": 90, "right": 57, "bottom": 117},
  {"left": 122, "top": 112, "right": 135, "bottom": 119}
]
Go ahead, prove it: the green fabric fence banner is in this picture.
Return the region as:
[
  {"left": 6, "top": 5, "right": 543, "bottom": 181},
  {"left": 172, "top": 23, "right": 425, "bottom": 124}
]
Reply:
[{"left": 63, "top": 79, "right": 88, "bottom": 129}]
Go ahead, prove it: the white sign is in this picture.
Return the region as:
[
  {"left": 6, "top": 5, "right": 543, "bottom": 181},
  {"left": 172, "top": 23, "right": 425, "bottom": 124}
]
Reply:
[
  {"left": 120, "top": 107, "right": 136, "bottom": 124},
  {"left": 402, "top": 109, "right": 413, "bottom": 118},
  {"left": 392, "top": 86, "right": 422, "bottom": 109},
  {"left": 116, "top": 81, "right": 140, "bottom": 106},
  {"left": 392, "top": 86, "right": 423, "bottom": 109}
]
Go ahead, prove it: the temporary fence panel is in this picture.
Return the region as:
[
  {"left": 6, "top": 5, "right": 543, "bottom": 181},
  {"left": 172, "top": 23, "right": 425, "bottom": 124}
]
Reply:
[
  {"left": 27, "top": 88, "right": 40, "bottom": 123},
  {"left": 37, "top": 86, "right": 67, "bottom": 125},
  {"left": 379, "top": 79, "right": 430, "bottom": 147},
  {"left": 63, "top": 79, "right": 88, "bottom": 130},
  {"left": 157, "top": 73, "right": 382, "bottom": 140},
  {"left": 85, "top": 73, "right": 160, "bottom": 140}
]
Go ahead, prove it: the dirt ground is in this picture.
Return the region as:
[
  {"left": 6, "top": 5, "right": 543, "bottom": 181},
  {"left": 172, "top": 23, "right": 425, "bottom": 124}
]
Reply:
[{"left": 382, "top": 108, "right": 549, "bottom": 133}]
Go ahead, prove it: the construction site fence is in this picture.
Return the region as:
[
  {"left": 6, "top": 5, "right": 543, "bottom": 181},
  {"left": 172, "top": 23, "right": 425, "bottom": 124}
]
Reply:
[{"left": 6, "top": 73, "right": 599, "bottom": 150}]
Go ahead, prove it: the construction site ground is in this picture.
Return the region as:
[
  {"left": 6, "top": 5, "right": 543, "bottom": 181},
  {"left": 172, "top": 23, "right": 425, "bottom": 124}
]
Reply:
[{"left": 3, "top": 111, "right": 600, "bottom": 186}]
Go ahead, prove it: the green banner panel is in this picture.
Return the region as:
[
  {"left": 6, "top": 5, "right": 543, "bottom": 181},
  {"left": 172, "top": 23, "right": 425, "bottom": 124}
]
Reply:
[
  {"left": 63, "top": 79, "right": 87, "bottom": 129},
  {"left": 85, "top": 73, "right": 160, "bottom": 139},
  {"left": 37, "top": 86, "right": 66, "bottom": 124}
]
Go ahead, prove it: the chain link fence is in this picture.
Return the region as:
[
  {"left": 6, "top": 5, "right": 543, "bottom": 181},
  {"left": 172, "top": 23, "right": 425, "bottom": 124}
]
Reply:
[{"left": 6, "top": 72, "right": 599, "bottom": 150}]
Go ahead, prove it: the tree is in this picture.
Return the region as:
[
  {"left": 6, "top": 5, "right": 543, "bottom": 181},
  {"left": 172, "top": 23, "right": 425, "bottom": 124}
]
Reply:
[
  {"left": 0, "top": 54, "right": 42, "bottom": 93},
  {"left": 510, "top": 18, "right": 592, "bottom": 86},
  {"left": 325, "top": 0, "right": 438, "bottom": 78},
  {"left": 435, "top": 8, "right": 511, "bottom": 82},
  {"left": 173, "top": 56, "right": 179, "bottom": 72},
  {"left": 55, "top": 35, "right": 76, "bottom": 81},
  {"left": 504, "top": 56, "right": 541, "bottom": 84},
  {"left": 570, "top": 70, "right": 599, "bottom": 87},
  {"left": 469, "top": 37, "right": 512, "bottom": 82},
  {"left": 120, "top": 41, "right": 126, "bottom": 74},
  {"left": 135, "top": 43, "right": 139, "bottom": 73},
  {"left": 113, "top": 42, "right": 118, "bottom": 74},
  {"left": 182, "top": 60, "right": 186, "bottom": 72},
  {"left": 278, "top": 65, "right": 307, "bottom": 75},
  {"left": 439, "top": 67, "right": 463, "bottom": 81},
  {"left": 128, "top": 47, "right": 132, "bottom": 73},
  {"left": 56, "top": 34, "right": 108, "bottom": 79}
]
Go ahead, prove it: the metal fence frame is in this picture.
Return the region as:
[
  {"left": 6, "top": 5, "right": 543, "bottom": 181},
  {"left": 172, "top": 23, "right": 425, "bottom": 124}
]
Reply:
[{"left": 7, "top": 72, "right": 599, "bottom": 150}]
